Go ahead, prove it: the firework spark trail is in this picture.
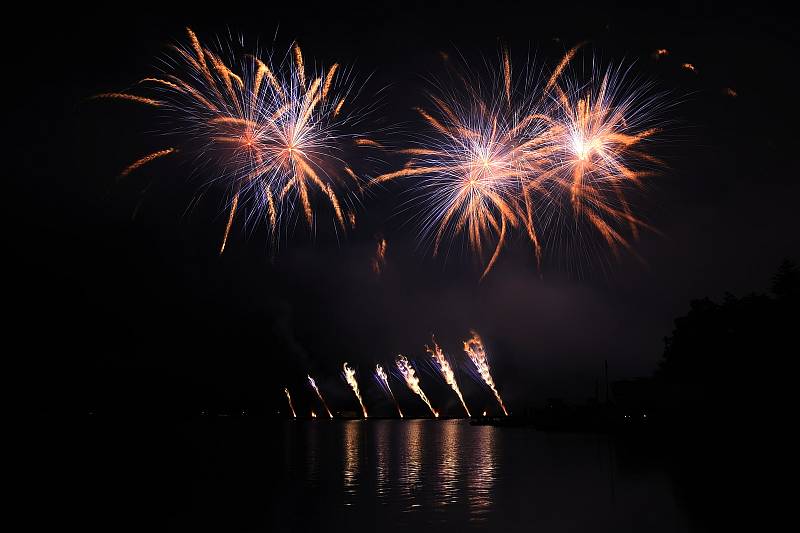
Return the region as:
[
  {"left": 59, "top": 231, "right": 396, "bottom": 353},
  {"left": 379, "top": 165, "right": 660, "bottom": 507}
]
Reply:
[
  {"left": 463, "top": 331, "right": 508, "bottom": 416},
  {"left": 120, "top": 148, "right": 177, "bottom": 177},
  {"left": 376, "top": 364, "right": 403, "bottom": 418},
  {"left": 343, "top": 363, "right": 368, "bottom": 418},
  {"left": 651, "top": 49, "right": 669, "bottom": 60},
  {"left": 95, "top": 28, "right": 382, "bottom": 252},
  {"left": 307, "top": 375, "right": 333, "bottom": 418},
  {"left": 395, "top": 355, "right": 438, "bottom": 417},
  {"left": 90, "top": 93, "right": 162, "bottom": 106},
  {"left": 371, "top": 237, "right": 388, "bottom": 275},
  {"left": 426, "top": 338, "right": 471, "bottom": 417},
  {"left": 284, "top": 387, "right": 297, "bottom": 418}
]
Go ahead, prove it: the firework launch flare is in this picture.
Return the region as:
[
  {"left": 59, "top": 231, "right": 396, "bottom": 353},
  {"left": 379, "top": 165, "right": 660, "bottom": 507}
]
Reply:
[
  {"left": 396, "top": 355, "right": 438, "bottom": 417},
  {"left": 343, "top": 362, "right": 368, "bottom": 418},
  {"left": 463, "top": 331, "right": 508, "bottom": 416},
  {"left": 308, "top": 375, "right": 333, "bottom": 418},
  {"left": 284, "top": 387, "right": 297, "bottom": 418},
  {"left": 427, "top": 338, "right": 471, "bottom": 417},
  {"left": 376, "top": 364, "right": 403, "bottom": 418}
]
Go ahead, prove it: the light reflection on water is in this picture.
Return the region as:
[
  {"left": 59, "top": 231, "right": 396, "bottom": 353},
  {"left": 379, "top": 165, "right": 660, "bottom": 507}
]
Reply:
[
  {"left": 306, "top": 421, "right": 318, "bottom": 483},
  {"left": 467, "top": 426, "right": 495, "bottom": 522},
  {"left": 375, "top": 420, "right": 390, "bottom": 502},
  {"left": 399, "top": 420, "right": 424, "bottom": 511},
  {"left": 343, "top": 420, "right": 360, "bottom": 505},
  {"left": 338, "top": 420, "right": 493, "bottom": 519},
  {"left": 438, "top": 419, "right": 460, "bottom": 508},
  {"left": 277, "top": 419, "right": 689, "bottom": 532}
]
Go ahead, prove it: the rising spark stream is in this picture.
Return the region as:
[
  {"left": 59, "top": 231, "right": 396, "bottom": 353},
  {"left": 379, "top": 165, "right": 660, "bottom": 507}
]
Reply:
[
  {"left": 463, "top": 331, "right": 508, "bottom": 416},
  {"left": 396, "top": 355, "right": 438, "bottom": 417},
  {"left": 284, "top": 387, "right": 297, "bottom": 418},
  {"left": 427, "top": 338, "right": 471, "bottom": 416},
  {"left": 376, "top": 364, "right": 403, "bottom": 418},
  {"left": 343, "top": 363, "right": 368, "bottom": 418},
  {"left": 307, "top": 375, "right": 333, "bottom": 418}
]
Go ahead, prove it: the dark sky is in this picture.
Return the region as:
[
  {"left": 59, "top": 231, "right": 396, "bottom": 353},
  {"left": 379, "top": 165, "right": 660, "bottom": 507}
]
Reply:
[{"left": 14, "top": 2, "right": 799, "bottom": 416}]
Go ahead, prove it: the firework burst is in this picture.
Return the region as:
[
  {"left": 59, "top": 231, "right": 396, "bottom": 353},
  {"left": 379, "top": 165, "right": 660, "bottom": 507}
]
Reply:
[
  {"left": 374, "top": 44, "right": 667, "bottom": 277},
  {"left": 94, "top": 28, "right": 381, "bottom": 252},
  {"left": 343, "top": 362, "right": 368, "bottom": 418},
  {"left": 372, "top": 47, "right": 554, "bottom": 278},
  {"left": 539, "top": 44, "right": 667, "bottom": 259},
  {"left": 426, "top": 337, "right": 471, "bottom": 417},
  {"left": 376, "top": 364, "right": 403, "bottom": 418},
  {"left": 307, "top": 375, "right": 333, "bottom": 419},
  {"left": 463, "top": 331, "right": 508, "bottom": 416},
  {"left": 395, "top": 355, "right": 438, "bottom": 417}
]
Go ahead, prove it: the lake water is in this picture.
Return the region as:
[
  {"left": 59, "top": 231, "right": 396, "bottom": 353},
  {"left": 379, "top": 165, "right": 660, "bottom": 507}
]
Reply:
[
  {"left": 270, "top": 419, "right": 696, "bottom": 532},
  {"left": 81, "top": 417, "right": 704, "bottom": 532}
]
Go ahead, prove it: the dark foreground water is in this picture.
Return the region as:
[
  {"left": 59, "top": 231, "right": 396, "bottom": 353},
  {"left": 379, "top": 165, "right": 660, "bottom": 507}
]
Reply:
[
  {"left": 273, "top": 419, "right": 693, "bottom": 532},
  {"left": 81, "top": 418, "right": 706, "bottom": 532}
]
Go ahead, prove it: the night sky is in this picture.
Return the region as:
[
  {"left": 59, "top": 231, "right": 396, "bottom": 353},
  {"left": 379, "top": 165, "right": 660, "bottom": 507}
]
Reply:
[{"left": 15, "top": 3, "right": 798, "bottom": 416}]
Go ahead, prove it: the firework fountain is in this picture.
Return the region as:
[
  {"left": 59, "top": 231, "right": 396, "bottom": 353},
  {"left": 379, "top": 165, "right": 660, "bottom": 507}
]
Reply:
[
  {"left": 463, "top": 331, "right": 508, "bottom": 416},
  {"left": 283, "top": 387, "right": 297, "bottom": 418},
  {"left": 376, "top": 364, "right": 404, "bottom": 418},
  {"left": 307, "top": 375, "right": 333, "bottom": 419},
  {"left": 396, "top": 355, "right": 438, "bottom": 417},
  {"left": 427, "top": 338, "right": 471, "bottom": 417},
  {"left": 343, "top": 362, "right": 368, "bottom": 418}
]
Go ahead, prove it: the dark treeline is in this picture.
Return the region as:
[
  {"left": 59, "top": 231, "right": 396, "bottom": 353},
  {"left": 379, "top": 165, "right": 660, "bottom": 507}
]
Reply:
[
  {"left": 654, "top": 258, "right": 798, "bottom": 427},
  {"left": 535, "top": 259, "right": 799, "bottom": 433},
  {"left": 633, "top": 258, "right": 797, "bottom": 529}
]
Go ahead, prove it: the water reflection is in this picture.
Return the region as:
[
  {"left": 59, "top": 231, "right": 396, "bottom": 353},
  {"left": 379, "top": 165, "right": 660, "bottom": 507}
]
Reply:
[
  {"left": 436, "top": 420, "right": 460, "bottom": 507},
  {"left": 399, "top": 420, "right": 424, "bottom": 512},
  {"left": 467, "top": 426, "right": 496, "bottom": 522},
  {"left": 273, "top": 420, "right": 692, "bottom": 532},
  {"left": 374, "top": 421, "right": 391, "bottom": 503},
  {"left": 306, "top": 421, "right": 319, "bottom": 484},
  {"left": 343, "top": 421, "right": 360, "bottom": 505}
]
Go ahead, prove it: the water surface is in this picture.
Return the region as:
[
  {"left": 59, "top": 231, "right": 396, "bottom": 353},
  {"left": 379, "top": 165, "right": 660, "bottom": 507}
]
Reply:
[{"left": 270, "top": 419, "right": 694, "bottom": 532}]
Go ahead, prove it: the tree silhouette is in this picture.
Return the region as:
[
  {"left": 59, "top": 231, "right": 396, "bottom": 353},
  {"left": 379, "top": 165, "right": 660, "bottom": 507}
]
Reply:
[
  {"left": 771, "top": 258, "right": 799, "bottom": 300},
  {"left": 656, "top": 258, "right": 798, "bottom": 428}
]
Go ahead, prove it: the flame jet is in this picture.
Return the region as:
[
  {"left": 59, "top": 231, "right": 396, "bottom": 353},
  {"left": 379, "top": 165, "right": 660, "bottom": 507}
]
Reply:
[
  {"left": 376, "top": 364, "right": 404, "bottom": 418},
  {"left": 396, "top": 355, "right": 438, "bottom": 417},
  {"left": 307, "top": 375, "right": 333, "bottom": 418},
  {"left": 284, "top": 388, "right": 297, "bottom": 418},
  {"left": 426, "top": 338, "right": 471, "bottom": 417},
  {"left": 463, "top": 331, "right": 508, "bottom": 416},
  {"left": 343, "top": 363, "right": 368, "bottom": 418}
]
